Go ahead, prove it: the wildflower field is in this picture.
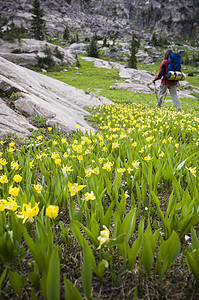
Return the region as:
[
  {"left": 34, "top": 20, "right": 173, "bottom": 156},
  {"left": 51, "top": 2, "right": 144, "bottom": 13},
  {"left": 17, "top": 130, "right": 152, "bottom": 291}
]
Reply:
[
  {"left": 1, "top": 57, "right": 199, "bottom": 299},
  {"left": 0, "top": 101, "right": 199, "bottom": 299}
]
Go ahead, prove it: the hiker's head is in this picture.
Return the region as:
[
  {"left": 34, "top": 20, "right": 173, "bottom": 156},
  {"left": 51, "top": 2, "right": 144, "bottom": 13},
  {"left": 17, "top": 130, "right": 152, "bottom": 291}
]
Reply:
[{"left": 164, "top": 49, "right": 172, "bottom": 60}]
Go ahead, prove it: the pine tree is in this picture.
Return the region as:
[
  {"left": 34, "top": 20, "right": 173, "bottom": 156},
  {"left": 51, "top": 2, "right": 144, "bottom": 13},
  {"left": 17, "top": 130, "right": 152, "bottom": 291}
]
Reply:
[
  {"left": 151, "top": 32, "right": 158, "bottom": 46},
  {"left": 30, "top": 0, "right": 46, "bottom": 40},
  {"left": 63, "top": 25, "right": 70, "bottom": 40},
  {"left": 127, "top": 34, "right": 138, "bottom": 69},
  {"left": 87, "top": 35, "right": 99, "bottom": 58}
]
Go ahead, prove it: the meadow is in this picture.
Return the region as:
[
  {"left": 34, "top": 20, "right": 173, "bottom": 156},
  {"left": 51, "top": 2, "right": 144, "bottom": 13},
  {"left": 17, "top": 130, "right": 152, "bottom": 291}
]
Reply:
[{"left": 0, "top": 58, "right": 199, "bottom": 299}]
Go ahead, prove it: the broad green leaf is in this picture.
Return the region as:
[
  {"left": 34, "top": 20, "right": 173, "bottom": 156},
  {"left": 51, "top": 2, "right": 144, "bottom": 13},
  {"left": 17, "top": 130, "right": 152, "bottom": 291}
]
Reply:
[
  {"left": 157, "top": 231, "right": 181, "bottom": 279},
  {"left": 81, "top": 241, "right": 92, "bottom": 300},
  {"left": 120, "top": 208, "right": 136, "bottom": 242},
  {"left": 64, "top": 278, "right": 82, "bottom": 300},
  {"left": 9, "top": 271, "right": 21, "bottom": 296},
  {"left": 21, "top": 225, "right": 46, "bottom": 273},
  {"left": 46, "top": 246, "right": 60, "bottom": 300},
  {"left": 128, "top": 219, "right": 144, "bottom": 270},
  {"left": 97, "top": 260, "right": 109, "bottom": 281},
  {"left": 142, "top": 235, "right": 154, "bottom": 275}
]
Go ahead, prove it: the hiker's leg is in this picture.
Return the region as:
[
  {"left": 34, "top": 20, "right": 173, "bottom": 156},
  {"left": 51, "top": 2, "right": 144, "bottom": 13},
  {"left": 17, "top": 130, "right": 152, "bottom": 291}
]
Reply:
[
  {"left": 168, "top": 85, "right": 182, "bottom": 110},
  {"left": 157, "top": 84, "right": 167, "bottom": 108}
]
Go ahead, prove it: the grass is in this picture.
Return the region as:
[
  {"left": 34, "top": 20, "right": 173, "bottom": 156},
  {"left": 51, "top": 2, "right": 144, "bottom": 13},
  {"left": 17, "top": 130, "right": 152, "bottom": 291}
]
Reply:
[
  {"left": 44, "top": 57, "right": 199, "bottom": 113},
  {"left": 46, "top": 59, "right": 122, "bottom": 93}
]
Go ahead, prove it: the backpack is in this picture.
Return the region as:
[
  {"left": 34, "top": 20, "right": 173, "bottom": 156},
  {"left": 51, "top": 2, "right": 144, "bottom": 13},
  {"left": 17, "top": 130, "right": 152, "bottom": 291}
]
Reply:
[{"left": 165, "top": 52, "right": 186, "bottom": 81}]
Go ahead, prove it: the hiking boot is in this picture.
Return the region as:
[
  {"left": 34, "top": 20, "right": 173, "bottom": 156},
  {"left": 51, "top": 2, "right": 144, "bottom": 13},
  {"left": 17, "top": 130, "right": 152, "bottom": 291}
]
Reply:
[{"left": 157, "top": 103, "right": 161, "bottom": 108}]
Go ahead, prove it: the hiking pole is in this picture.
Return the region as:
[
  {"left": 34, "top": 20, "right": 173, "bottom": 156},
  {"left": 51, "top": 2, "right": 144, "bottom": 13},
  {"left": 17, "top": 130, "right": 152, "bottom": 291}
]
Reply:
[{"left": 153, "top": 82, "right": 158, "bottom": 101}]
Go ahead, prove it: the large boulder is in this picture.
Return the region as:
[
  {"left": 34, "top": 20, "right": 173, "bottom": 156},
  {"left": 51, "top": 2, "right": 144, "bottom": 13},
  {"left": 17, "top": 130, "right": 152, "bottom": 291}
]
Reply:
[
  {"left": 0, "top": 97, "right": 36, "bottom": 137},
  {"left": 0, "top": 57, "right": 112, "bottom": 137},
  {"left": 0, "top": 39, "right": 75, "bottom": 68}
]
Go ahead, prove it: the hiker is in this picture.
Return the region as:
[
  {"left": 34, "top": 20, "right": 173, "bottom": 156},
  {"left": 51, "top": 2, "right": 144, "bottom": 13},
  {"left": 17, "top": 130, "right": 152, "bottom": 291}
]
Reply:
[{"left": 153, "top": 49, "right": 182, "bottom": 110}]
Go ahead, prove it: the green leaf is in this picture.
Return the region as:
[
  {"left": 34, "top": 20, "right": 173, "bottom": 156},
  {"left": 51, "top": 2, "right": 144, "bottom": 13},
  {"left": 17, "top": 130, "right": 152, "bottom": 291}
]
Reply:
[
  {"left": 103, "top": 201, "right": 115, "bottom": 228},
  {"left": 46, "top": 246, "right": 60, "bottom": 300},
  {"left": 157, "top": 231, "right": 181, "bottom": 279},
  {"left": 9, "top": 271, "right": 21, "bottom": 296},
  {"left": 120, "top": 208, "right": 136, "bottom": 242},
  {"left": 64, "top": 278, "right": 82, "bottom": 300},
  {"left": 21, "top": 225, "right": 46, "bottom": 273},
  {"left": 81, "top": 241, "right": 92, "bottom": 300},
  {"left": 0, "top": 268, "right": 7, "bottom": 294},
  {"left": 97, "top": 260, "right": 109, "bottom": 281},
  {"left": 76, "top": 221, "right": 98, "bottom": 248},
  {"left": 142, "top": 235, "right": 154, "bottom": 275},
  {"left": 128, "top": 219, "right": 144, "bottom": 270}
]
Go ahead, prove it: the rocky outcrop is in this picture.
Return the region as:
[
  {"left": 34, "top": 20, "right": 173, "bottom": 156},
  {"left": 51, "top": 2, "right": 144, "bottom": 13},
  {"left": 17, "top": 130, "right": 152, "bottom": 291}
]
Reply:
[
  {"left": 0, "top": 57, "right": 112, "bottom": 137},
  {"left": 0, "top": 39, "right": 75, "bottom": 68},
  {"left": 0, "top": 0, "right": 198, "bottom": 41}
]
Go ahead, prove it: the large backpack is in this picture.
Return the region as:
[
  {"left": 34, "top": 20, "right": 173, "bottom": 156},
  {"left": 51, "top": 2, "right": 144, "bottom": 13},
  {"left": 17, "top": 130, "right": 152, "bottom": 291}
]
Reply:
[{"left": 165, "top": 52, "right": 186, "bottom": 81}]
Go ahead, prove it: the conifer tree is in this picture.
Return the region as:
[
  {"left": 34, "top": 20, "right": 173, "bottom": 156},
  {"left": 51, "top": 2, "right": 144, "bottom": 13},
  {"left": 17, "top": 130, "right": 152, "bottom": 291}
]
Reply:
[
  {"left": 30, "top": 0, "right": 46, "bottom": 40},
  {"left": 87, "top": 35, "right": 99, "bottom": 58},
  {"left": 127, "top": 34, "right": 139, "bottom": 69},
  {"left": 63, "top": 24, "right": 70, "bottom": 40},
  {"left": 151, "top": 32, "right": 158, "bottom": 46}
]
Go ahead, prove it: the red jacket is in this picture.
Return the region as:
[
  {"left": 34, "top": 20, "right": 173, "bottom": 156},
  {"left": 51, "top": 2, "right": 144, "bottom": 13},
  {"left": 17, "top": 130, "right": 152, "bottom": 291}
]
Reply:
[{"left": 154, "top": 59, "right": 177, "bottom": 86}]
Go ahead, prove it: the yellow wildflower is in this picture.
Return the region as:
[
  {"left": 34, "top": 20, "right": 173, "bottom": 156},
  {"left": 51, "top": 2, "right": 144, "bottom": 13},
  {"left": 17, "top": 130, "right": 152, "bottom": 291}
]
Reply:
[
  {"left": 117, "top": 168, "right": 126, "bottom": 173},
  {"left": 62, "top": 165, "right": 74, "bottom": 173},
  {"left": 63, "top": 152, "right": 69, "bottom": 158},
  {"left": 7, "top": 147, "right": 15, "bottom": 153},
  {"left": 0, "top": 158, "right": 8, "bottom": 166},
  {"left": 6, "top": 197, "right": 18, "bottom": 211},
  {"left": 0, "top": 174, "right": 8, "bottom": 184},
  {"left": 37, "top": 135, "right": 43, "bottom": 141},
  {"left": 112, "top": 142, "right": 119, "bottom": 149},
  {"left": 9, "top": 185, "right": 19, "bottom": 196},
  {"left": 51, "top": 152, "right": 60, "bottom": 159},
  {"left": 85, "top": 191, "right": 95, "bottom": 201},
  {"left": 46, "top": 205, "right": 59, "bottom": 218},
  {"left": 0, "top": 199, "right": 7, "bottom": 211},
  {"left": 17, "top": 202, "right": 39, "bottom": 223},
  {"left": 97, "top": 225, "right": 110, "bottom": 250},
  {"left": 85, "top": 168, "right": 93, "bottom": 177},
  {"left": 143, "top": 154, "right": 153, "bottom": 162},
  {"left": 34, "top": 184, "right": 43, "bottom": 193},
  {"left": 68, "top": 182, "right": 86, "bottom": 196},
  {"left": 159, "top": 151, "right": 165, "bottom": 157},
  {"left": 175, "top": 144, "right": 179, "bottom": 149},
  {"left": 30, "top": 160, "right": 34, "bottom": 169},
  {"left": 132, "top": 160, "right": 140, "bottom": 169},
  {"left": 102, "top": 161, "right": 113, "bottom": 172},
  {"left": 186, "top": 167, "right": 197, "bottom": 177},
  {"left": 13, "top": 174, "right": 22, "bottom": 183},
  {"left": 77, "top": 155, "right": 83, "bottom": 161},
  {"left": 9, "top": 141, "right": 15, "bottom": 147},
  {"left": 93, "top": 167, "right": 99, "bottom": 175},
  {"left": 131, "top": 141, "right": 137, "bottom": 147},
  {"left": 48, "top": 127, "right": 52, "bottom": 131},
  {"left": 61, "top": 138, "right": 67, "bottom": 144},
  {"left": 98, "top": 157, "right": 105, "bottom": 164},
  {"left": 11, "top": 161, "right": 19, "bottom": 170},
  {"left": 54, "top": 158, "right": 61, "bottom": 165}
]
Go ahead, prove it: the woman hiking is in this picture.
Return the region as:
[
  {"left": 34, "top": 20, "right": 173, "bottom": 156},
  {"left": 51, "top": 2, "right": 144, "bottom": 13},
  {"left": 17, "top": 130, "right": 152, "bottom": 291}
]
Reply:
[{"left": 153, "top": 49, "right": 182, "bottom": 110}]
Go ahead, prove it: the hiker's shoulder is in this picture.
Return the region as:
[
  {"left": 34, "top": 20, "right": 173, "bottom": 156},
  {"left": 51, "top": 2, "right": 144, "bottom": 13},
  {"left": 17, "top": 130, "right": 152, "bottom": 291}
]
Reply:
[{"left": 161, "top": 59, "right": 168, "bottom": 67}]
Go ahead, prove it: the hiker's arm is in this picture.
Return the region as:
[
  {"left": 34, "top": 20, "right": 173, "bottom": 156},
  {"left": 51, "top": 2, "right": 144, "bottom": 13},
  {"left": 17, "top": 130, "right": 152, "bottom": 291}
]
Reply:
[{"left": 153, "top": 64, "right": 166, "bottom": 82}]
